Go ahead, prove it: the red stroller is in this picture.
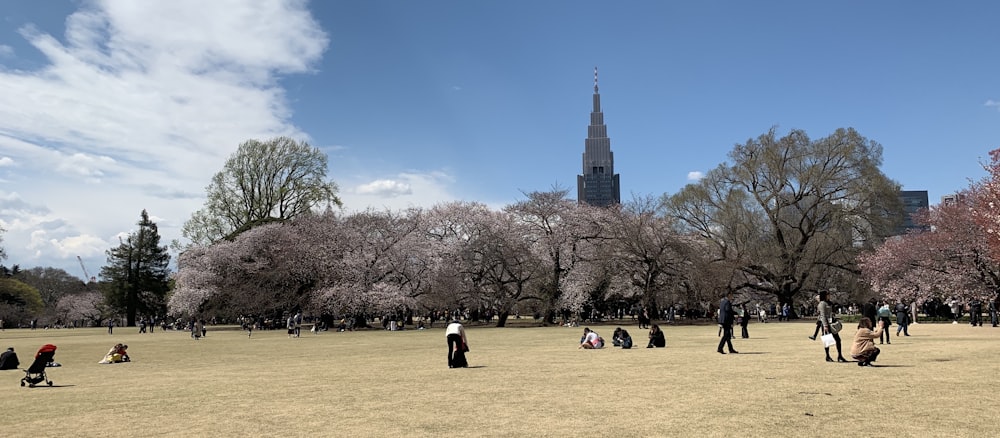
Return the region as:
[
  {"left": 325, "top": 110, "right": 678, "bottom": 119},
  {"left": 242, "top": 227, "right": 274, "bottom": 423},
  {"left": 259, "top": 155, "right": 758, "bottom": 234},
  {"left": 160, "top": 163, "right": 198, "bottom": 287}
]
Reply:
[{"left": 21, "top": 344, "right": 56, "bottom": 387}]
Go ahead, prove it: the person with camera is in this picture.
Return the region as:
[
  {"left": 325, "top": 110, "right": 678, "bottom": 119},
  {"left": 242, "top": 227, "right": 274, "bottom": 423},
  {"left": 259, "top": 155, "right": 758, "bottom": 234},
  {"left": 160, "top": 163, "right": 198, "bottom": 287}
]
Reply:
[{"left": 851, "top": 317, "right": 885, "bottom": 366}]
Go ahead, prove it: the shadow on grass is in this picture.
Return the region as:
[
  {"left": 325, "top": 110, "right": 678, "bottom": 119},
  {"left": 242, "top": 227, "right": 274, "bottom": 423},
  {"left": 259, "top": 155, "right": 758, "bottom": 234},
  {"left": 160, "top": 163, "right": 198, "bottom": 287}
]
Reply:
[
  {"left": 866, "top": 364, "right": 911, "bottom": 368},
  {"left": 23, "top": 384, "right": 77, "bottom": 388}
]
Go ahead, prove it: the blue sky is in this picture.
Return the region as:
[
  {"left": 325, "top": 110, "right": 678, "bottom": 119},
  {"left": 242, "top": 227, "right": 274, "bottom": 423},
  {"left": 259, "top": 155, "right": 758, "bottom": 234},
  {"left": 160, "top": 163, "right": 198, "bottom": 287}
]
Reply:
[{"left": 1, "top": 0, "right": 999, "bottom": 279}]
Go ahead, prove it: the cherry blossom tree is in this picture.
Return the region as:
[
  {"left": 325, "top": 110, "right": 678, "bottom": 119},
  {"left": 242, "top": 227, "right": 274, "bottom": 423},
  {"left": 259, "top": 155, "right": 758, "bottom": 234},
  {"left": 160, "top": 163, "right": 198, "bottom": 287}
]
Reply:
[
  {"left": 601, "top": 196, "right": 698, "bottom": 316},
  {"left": 970, "top": 149, "right": 1000, "bottom": 262},
  {"left": 505, "top": 188, "right": 605, "bottom": 323},
  {"left": 859, "top": 195, "right": 1000, "bottom": 304},
  {"left": 312, "top": 209, "right": 425, "bottom": 326},
  {"left": 55, "top": 291, "right": 105, "bottom": 327}
]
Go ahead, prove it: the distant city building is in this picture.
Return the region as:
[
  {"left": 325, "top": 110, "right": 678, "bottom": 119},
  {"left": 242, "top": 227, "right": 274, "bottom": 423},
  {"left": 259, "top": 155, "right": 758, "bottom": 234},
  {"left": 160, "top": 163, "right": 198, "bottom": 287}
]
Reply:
[
  {"left": 896, "top": 190, "right": 929, "bottom": 234},
  {"left": 577, "top": 67, "right": 620, "bottom": 207},
  {"left": 940, "top": 193, "right": 961, "bottom": 207}
]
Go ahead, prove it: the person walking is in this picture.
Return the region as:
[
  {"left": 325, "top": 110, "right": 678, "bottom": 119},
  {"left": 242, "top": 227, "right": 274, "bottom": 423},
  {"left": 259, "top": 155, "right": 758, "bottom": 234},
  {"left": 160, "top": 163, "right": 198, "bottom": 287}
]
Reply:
[
  {"left": 717, "top": 291, "right": 738, "bottom": 354},
  {"left": 446, "top": 318, "right": 469, "bottom": 368},
  {"left": 895, "top": 301, "right": 910, "bottom": 336},
  {"left": 107, "top": 318, "right": 114, "bottom": 335},
  {"left": 818, "top": 291, "right": 847, "bottom": 363}
]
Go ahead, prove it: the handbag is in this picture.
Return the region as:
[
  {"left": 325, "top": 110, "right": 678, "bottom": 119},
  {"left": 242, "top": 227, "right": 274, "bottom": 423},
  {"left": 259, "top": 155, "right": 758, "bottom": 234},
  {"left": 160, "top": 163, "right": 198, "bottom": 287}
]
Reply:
[
  {"left": 820, "top": 333, "right": 836, "bottom": 347},
  {"left": 830, "top": 320, "right": 843, "bottom": 334}
]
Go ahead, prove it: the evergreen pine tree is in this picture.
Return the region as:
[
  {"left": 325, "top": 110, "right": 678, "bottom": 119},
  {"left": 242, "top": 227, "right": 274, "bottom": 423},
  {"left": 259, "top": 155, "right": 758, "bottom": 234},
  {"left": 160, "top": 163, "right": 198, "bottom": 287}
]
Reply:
[{"left": 101, "top": 210, "right": 171, "bottom": 326}]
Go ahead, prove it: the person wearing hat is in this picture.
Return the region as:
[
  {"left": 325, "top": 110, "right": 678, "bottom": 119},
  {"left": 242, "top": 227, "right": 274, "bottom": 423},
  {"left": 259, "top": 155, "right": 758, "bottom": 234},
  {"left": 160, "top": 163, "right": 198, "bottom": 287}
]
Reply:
[{"left": 0, "top": 347, "right": 20, "bottom": 370}]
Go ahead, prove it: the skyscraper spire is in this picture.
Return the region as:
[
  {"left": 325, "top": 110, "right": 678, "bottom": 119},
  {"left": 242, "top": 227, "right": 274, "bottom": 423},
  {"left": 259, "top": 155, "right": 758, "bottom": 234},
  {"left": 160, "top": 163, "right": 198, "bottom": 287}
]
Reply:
[{"left": 578, "top": 67, "right": 620, "bottom": 207}]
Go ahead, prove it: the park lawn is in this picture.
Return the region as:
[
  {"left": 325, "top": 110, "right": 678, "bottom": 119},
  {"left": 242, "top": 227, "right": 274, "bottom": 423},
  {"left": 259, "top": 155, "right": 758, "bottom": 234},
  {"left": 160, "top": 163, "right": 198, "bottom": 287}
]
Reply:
[{"left": 0, "top": 320, "right": 997, "bottom": 437}]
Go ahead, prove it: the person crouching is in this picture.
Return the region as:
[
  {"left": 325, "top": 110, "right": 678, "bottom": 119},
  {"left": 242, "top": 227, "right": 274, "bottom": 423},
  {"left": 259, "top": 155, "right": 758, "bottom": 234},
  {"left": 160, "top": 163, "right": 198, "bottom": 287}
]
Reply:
[{"left": 851, "top": 317, "right": 885, "bottom": 366}]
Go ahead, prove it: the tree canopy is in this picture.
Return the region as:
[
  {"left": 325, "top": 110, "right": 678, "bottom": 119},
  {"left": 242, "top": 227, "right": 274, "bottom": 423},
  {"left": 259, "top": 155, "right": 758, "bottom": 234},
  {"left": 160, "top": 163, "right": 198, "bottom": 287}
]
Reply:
[
  {"left": 181, "top": 136, "right": 341, "bottom": 246},
  {"left": 665, "top": 127, "right": 902, "bottom": 308}
]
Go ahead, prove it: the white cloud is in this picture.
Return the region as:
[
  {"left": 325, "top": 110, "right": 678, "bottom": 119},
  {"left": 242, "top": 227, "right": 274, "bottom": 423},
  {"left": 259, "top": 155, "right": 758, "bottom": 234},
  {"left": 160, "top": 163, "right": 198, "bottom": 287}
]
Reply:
[
  {"left": 0, "top": 0, "right": 328, "bottom": 277},
  {"left": 986, "top": 99, "right": 1000, "bottom": 109},
  {"left": 0, "top": 45, "right": 12, "bottom": 57},
  {"left": 341, "top": 171, "right": 458, "bottom": 212},
  {"left": 687, "top": 171, "right": 704, "bottom": 181},
  {"left": 356, "top": 179, "right": 413, "bottom": 197}
]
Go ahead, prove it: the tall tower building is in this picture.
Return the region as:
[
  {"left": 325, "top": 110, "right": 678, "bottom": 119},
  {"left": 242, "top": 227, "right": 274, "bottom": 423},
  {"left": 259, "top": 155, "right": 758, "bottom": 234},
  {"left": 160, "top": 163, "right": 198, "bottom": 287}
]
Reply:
[
  {"left": 896, "top": 190, "right": 929, "bottom": 234},
  {"left": 577, "top": 67, "right": 621, "bottom": 207}
]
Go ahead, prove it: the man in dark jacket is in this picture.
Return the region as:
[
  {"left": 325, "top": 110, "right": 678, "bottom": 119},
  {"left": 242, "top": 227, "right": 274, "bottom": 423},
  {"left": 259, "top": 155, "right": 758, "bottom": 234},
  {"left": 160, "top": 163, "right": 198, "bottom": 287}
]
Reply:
[
  {"left": 862, "top": 299, "right": 878, "bottom": 328},
  {"left": 0, "top": 347, "right": 19, "bottom": 370},
  {"left": 717, "top": 291, "right": 738, "bottom": 354},
  {"left": 970, "top": 299, "right": 983, "bottom": 326}
]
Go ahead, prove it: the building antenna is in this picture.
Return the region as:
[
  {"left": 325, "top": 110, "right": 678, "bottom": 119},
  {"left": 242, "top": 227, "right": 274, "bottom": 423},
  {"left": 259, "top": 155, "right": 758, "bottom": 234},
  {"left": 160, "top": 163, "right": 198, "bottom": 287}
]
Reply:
[{"left": 594, "top": 66, "right": 599, "bottom": 93}]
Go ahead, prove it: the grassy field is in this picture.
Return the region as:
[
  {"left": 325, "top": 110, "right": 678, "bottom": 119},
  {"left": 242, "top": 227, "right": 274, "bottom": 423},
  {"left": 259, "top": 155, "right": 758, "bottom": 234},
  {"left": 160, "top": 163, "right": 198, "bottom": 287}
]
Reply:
[{"left": 0, "top": 319, "right": 997, "bottom": 437}]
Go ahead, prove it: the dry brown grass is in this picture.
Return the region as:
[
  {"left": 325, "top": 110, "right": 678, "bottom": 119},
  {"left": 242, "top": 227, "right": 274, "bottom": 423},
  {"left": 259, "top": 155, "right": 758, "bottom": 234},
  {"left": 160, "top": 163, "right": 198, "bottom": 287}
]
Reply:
[{"left": 0, "top": 319, "right": 997, "bottom": 437}]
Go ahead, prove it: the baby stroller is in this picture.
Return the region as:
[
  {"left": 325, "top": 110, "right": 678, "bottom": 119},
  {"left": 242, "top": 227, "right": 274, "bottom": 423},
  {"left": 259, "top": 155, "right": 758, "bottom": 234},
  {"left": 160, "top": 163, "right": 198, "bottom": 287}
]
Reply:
[{"left": 21, "top": 344, "right": 56, "bottom": 387}]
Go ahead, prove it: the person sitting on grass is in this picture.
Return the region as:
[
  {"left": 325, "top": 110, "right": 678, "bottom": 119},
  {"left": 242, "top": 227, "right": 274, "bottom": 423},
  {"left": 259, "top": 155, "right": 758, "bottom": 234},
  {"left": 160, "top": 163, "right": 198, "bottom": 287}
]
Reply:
[
  {"left": 578, "top": 328, "right": 604, "bottom": 349},
  {"left": 851, "top": 317, "right": 885, "bottom": 367},
  {"left": 99, "top": 343, "right": 130, "bottom": 364},
  {"left": 647, "top": 324, "right": 666, "bottom": 348},
  {"left": 619, "top": 329, "right": 633, "bottom": 349},
  {"left": 0, "top": 347, "right": 19, "bottom": 370}
]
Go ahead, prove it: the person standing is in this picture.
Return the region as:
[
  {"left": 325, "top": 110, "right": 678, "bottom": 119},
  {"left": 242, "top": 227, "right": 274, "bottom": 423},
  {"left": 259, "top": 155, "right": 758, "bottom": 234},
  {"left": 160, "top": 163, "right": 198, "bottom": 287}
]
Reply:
[
  {"left": 446, "top": 318, "right": 469, "bottom": 368},
  {"left": 107, "top": 318, "right": 114, "bottom": 335},
  {"left": 293, "top": 311, "right": 303, "bottom": 337},
  {"left": 739, "top": 304, "right": 750, "bottom": 339},
  {"left": 949, "top": 298, "right": 961, "bottom": 324},
  {"left": 717, "top": 292, "right": 738, "bottom": 354},
  {"left": 877, "top": 302, "right": 892, "bottom": 344},
  {"left": 818, "top": 291, "right": 847, "bottom": 363},
  {"left": 970, "top": 298, "right": 982, "bottom": 327},
  {"left": 862, "top": 299, "right": 878, "bottom": 329},
  {"left": 895, "top": 301, "right": 910, "bottom": 336},
  {"left": 990, "top": 294, "right": 999, "bottom": 328}
]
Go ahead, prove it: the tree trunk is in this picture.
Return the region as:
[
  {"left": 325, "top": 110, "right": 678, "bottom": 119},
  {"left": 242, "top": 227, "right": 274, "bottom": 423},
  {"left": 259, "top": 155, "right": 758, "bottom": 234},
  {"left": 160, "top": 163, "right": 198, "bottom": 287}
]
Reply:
[
  {"left": 496, "top": 311, "right": 509, "bottom": 327},
  {"left": 126, "top": 286, "right": 137, "bottom": 327}
]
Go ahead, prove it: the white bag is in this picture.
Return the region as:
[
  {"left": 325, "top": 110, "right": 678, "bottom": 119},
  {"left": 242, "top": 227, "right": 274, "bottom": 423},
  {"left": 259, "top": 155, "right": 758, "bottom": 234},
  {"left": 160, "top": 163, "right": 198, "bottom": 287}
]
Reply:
[{"left": 820, "top": 333, "right": 836, "bottom": 347}]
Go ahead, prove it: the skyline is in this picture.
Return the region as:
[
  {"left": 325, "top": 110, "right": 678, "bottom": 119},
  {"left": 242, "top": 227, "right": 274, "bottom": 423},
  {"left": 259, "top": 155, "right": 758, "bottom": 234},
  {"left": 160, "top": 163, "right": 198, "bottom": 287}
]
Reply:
[{"left": 1, "top": 1, "right": 999, "bottom": 279}]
